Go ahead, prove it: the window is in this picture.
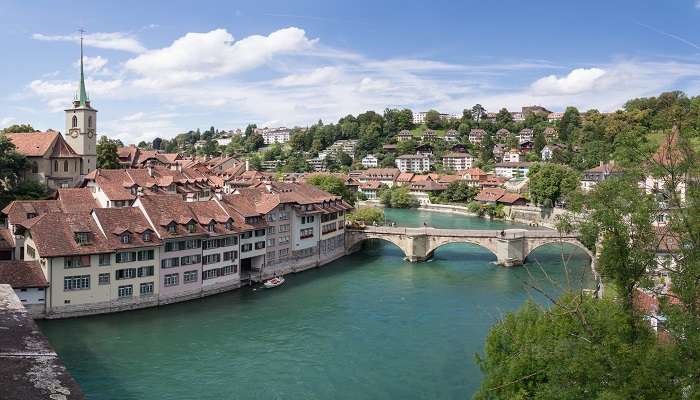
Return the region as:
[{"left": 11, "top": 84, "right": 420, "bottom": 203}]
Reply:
[
  {"left": 300, "top": 228, "right": 314, "bottom": 239},
  {"left": 223, "top": 250, "right": 237, "bottom": 261},
  {"left": 54, "top": 160, "right": 58, "bottom": 172},
  {"left": 278, "top": 248, "right": 289, "bottom": 257},
  {"left": 187, "top": 222, "right": 196, "bottom": 233},
  {"left": 266, "top": 251, "right": 275, "bottom": 260},
  {"left": 161, "top": 257, "right": 179, "bottom": 269},
  {"left": 222, "top": 265, "right": 236, "bottom": 275},
  {"left": 64, "top": 275, "right": 90, "bottom": 291},
  {"left": 140, "top": 282, "right": 154, "bottom": 295},
  {"left": 202, "top": 268, "right": 219, "bottom": 280},
  {"left": 115, "top": 268, "right": 137, "bottom": 280},
  {"left": 118, "top": 285, "right": 133, "bottom": 298},
  {"left": 64, "top": 160, "right": 68, "bottom": 172},
  {"left": 225, "top": 221, "right": 233, "bottom": 230},
  {"left": 255, "top": 229, "right": 265, "bottom": 237},
  {"left": 167, "top": 223, "right": 177, "bottom": 233},
  {"left": 180, "top": 255, "right": 201, "bottom": 265},
  {"left": 164, "top": 273, "right": 179, "bottom": 287},
  {"left": 143, "top": 231, "right": 152, "bottom": 242},
  {"left": 31, "top": 162, "right": 38, "bottom": 173},
  {"left": 72, "top": 115, "right": 78, "bottom": 128},
  {"left": 121, "top": 233, "right": 131, "bottom": 244},
  {"left": 255, "top": 241, "right": 265, "bottom": 250},
  {"left": 241, "top": 243, "right": 253, "bottom": 252},
  {"left": 203, "top": 253, "right": 221, "bottom": 265},
  {"left": 241, "top": 231, "right": 252, "bottom": 239},
  {"left": 266, "top": 226, "right": 276, "bottom": 235},
  {"left": 98, "top": 273, "right": 110, "bottom": 285},
  {"left": 267, "top": 238, "right": 276, "bottom": 247},
  {"left": 115, "top": 251, "right": 136, "bottom": 263},
  {"left": 74, "top": 232, "right": 89, "bottom": 245},
  {"left": 99, "top": 254, "right": 111, "bottom": 266},
  {"left": 183, "top": 270, "right": 198, "bottom": 283},
  {"left": 207, "top": 222, "right": 215, "bottom": 232},
  {"left": 88, "top": 116, "right": 92, "bottom": 128},
  {"left": 137, "top": 266, "right": 154, "bottom": 277},
  {"left": 64, "top": 256, "right": 89, "bottom": 268},
  {"left": 279, "top": 224, "right": 290, "bottom": 233},
  {"left": 279, "top": 236, "right": 289, "bottom": 244},
  {"left": 137, "top": 250, "right": 154, "bottom": 261},
  {"left": 26, "top": 245, "right": 36, "bottom": 259}
]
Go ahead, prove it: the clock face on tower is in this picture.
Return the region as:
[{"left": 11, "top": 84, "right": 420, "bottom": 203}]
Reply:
[
  {"left": 71, "top": 130, "right": 79, "bottom": 138},
  {"left": 88, "top": 130, "right": 94, "bottom": 139}
]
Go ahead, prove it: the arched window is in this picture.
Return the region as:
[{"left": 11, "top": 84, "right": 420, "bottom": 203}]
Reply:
[
  {"left": 72, "top": 115, "right": 78, "bottom": 128},
  {"left": 64, "top": 160, "right": 68, "bottom": 172},
  {"left": 88, "top": 116, "right": 92, "bottom": 128},
  {"left": 54, "top": 160, "right": 58, "bottom": 172}
]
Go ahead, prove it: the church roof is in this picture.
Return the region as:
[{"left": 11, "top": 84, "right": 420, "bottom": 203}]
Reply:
[{"left": 6, "top": 131, "right": 79, "bottom": 158}]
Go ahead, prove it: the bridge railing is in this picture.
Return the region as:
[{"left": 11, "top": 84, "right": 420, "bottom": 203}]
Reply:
[{"left": 347, "top": 225, "right": 578, "bottom": 239}]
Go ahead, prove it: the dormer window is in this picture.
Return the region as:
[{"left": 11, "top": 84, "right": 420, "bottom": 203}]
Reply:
[
  {"left": 74, "top": 232, "right": 89, "bottom": 245},
  {"left": 167, "top": 223, "right": 177, "bottom": 233},
  {"left": 225, "top": 221, "right": 233, "bottom": 230},
  {"left": 26, "top": 213, "right": 37, "bottom": 219},
  {"left": 207, "top": 222, "right": 215, "bottom": 232},
  {"left": 187, "top": 222, "right": 196, "bottom": 233},
  {"left": 121, "top": 233, "right": 131, "bottom": 244},
  {"left": 143, "top": 231, "right": 152, "bottom": 242}
]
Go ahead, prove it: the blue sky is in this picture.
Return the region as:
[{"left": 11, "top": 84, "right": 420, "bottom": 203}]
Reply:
[{"left": 2, "top": 0, "right": 700, "bottom": 143}]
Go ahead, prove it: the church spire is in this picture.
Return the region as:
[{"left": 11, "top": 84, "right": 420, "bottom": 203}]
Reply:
[{"left": 78, "top": 29, "right": 88, "bottom": 107}]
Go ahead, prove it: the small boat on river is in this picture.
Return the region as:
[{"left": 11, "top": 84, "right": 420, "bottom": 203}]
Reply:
[{"left": 263, "top": 277, "right": 285, "bottom": 289}]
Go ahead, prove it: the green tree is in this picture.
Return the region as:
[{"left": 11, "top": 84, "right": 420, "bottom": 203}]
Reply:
[
  {"left": 306, "top": 174, "right": 355, "bottom": 205},
  {"left": 527, "top": 163, "right": 580, "bottom": 206},
  {"left": 379, "top": 185, "right": 419, "bottom": 208},
  {"left": 96, "top": 136, "right": 120, "bottom": 169},
  {"left": 244, "top": 124, "right": 257, "bottom": 137},
  {"left": 424, "top": 110, "right": 442, "bottom": 129},
  {"left": 495, "top": 108, "right": 513, "bottom": 126},
  {"left": 347, "top": 207, "right": 384, "bottom": 225},
  {"left": 2, "top": 124, "right": 35, "bottom": 133},
  {"left": 480, "top": 133, "right": 494, "bottom": 162},
  {"left": 559, "top": 106, "right": 580, "bottom": 143},
  {"left": 534, "top": 131, "right": 546, "bottom": 155},
  {"left": 336, "top": 151, "right": 353, "bottom": 167},
  {"left": 0, "top": 134, "right": 30, "bottom": 207},
  {"left": 471, "top": 104, "right": 486, "bottom": 123},
  {"left": 437, "top": 181, "right": 479, "bottom": 203}
]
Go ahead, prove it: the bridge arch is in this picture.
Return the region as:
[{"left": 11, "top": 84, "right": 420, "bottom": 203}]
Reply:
[
  {"left": 524, "top": 239, "right": 593, "bottom": 264},
  {"left": 345, "top": 232, "right": 410, "bottom": 259},
  {"left": 425, "top": 238, "right": 499, "bottom": 261}
]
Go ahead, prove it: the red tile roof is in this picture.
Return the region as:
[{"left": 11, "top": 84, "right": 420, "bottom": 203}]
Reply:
[
  {"left": 0, "top": 261, "right": 48, "bottom": 288},
  {"left": 6, "top": 131, "right": 79, "bottom": 158}
]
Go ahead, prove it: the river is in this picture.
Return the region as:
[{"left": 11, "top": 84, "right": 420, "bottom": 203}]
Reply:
[{"left": 39, "top": 208, "right": 593, "bottom": 400}]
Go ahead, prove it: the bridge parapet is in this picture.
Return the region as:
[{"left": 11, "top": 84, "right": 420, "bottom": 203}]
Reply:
[{"left": 345, "top": 226, "right": 586, "bottom": 267}]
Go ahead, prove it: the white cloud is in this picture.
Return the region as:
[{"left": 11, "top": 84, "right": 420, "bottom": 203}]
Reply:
[
  {"left": 33, "top": 32, "right": 146, "bottom": 53},
  {"left": 358, "top": 77, "right": 390, "bottom": 92},
  {"left": 28, "top": 78, "right": 124, "bottom": 111},
  {"left": 275, "top": 66, "right": 341, "bottom": 86},
  {"left": 125, "top": 27, "right": 318, "bottom": 88},
  {"left": 696, "top": 0, "right": 700, "bottom": 9},
  {"left": 74, "top": 56, "right": 109, "bottom": 73},
  {"left": 1, "top": 117, "right": 15, "bottom": 126},
  {"left": 530, "top": 68, "right": 607, "bottom": 95}
]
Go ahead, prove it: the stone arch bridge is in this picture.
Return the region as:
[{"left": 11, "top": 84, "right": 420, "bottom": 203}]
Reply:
[{"left": 346, "top": 226, "right": 593, "bottom": 267}]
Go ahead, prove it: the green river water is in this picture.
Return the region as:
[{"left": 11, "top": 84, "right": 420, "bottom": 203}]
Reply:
[{"left": 39, "top": 209, "right": 593, "bottom": 400}]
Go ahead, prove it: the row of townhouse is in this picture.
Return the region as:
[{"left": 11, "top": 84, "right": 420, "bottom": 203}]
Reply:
[{"left": 1, "top": 182, "right": 351, "bottom": 318}]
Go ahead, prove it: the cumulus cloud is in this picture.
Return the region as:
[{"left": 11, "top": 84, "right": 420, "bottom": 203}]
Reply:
[
  {"left": 125, "top": 27, "right": 318, "bottom": 88},
  {"left": 28, "top": 78, "right": 124, "bottom": 111},
  {"left": 530, "top": 67, "right": 607, "bottom": 95},
  {"left": 74, "top": 56, "right": 109, "bottom": 73},
  {"left": 358, "top": 77, "right": 390, "bottom": 92},
  {"left": 33, "top": 32, "right": 146, "bottom": 53},
  {"left": 275, "top": 66, "right": 341, "bottom": 87}
]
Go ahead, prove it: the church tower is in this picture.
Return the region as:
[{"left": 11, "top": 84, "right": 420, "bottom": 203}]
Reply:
[{"left": 65, "top": 32, "right": 97, "bottom": 175}]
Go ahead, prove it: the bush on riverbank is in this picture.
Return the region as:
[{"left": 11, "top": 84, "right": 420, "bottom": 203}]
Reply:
[
  {"left": 467, "top": 201, "right": 506, "bottom": 219},
  {"left": 347, "top": 207, "right": 384, "bottom": 226},
  {"left": 379, "top": 185, "right": 419, "bottom": 208}
]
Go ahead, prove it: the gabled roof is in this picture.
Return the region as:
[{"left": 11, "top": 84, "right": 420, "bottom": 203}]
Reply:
[
  {"left": 21, "top": 212, "right": 111, "bottom": 257},
  {"left": 93, "top": 207, "right": 162, "bottom": 248},
  {"left": 6, "top": 131, "right": 79, "bottom": 158}
]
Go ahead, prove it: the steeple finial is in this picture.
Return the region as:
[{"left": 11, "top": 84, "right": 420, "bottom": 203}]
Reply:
[{"left": 77, "top": 28, "right": 88, "bottom": 107}]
